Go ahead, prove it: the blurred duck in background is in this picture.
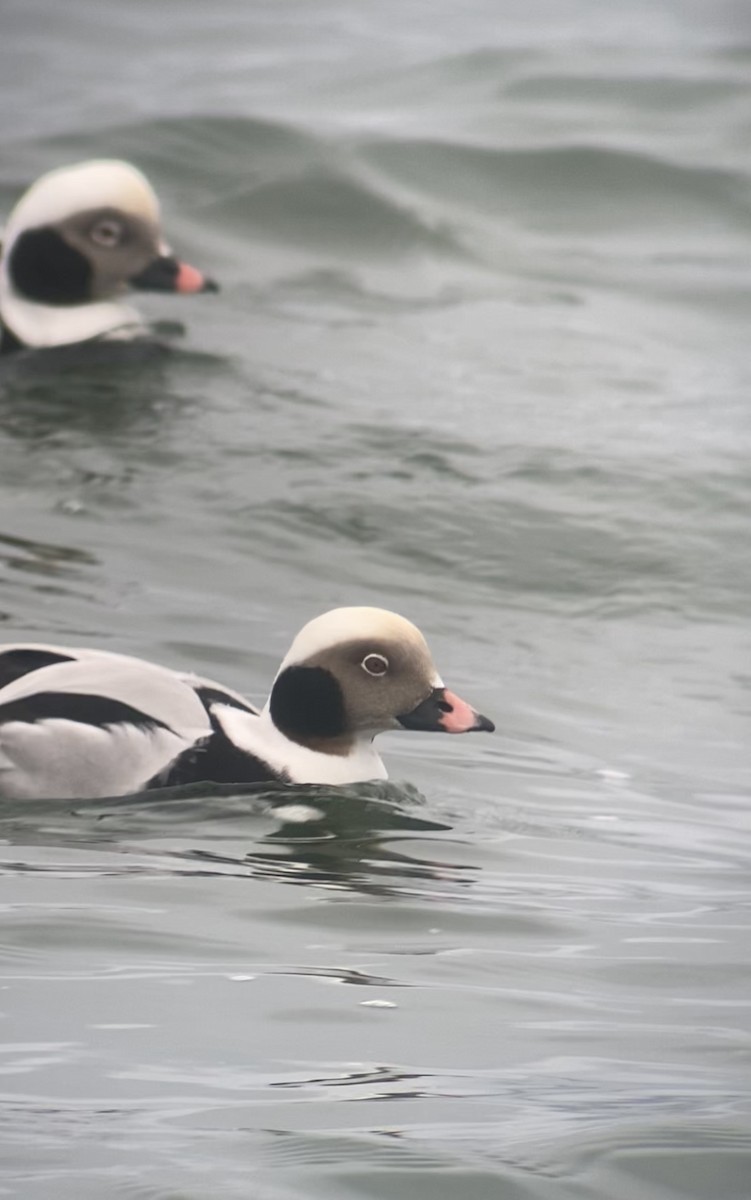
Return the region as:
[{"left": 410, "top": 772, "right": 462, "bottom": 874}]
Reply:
[{"left": 0, "top": 158, "right": 218, "bottom": 353}]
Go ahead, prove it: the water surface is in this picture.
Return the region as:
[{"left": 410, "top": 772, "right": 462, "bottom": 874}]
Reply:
[{"left": 0, "top": 1, "right": 750, "bottom": 1196}]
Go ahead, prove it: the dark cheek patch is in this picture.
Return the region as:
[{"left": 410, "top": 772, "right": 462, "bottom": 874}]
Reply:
[
  {"left": 8, "top": 227, "right": 92, "bottom": 305},
  {"left": 269, "top": 665, "right": 347, "bottom": 742}
]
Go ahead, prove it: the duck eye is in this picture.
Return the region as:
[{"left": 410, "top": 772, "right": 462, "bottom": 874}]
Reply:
[
  {"left": 90, "top": 218, "right": 124, "bottom": 248},
  {"left": 362, "top": 653, "right": 388, "bottom": 677}
]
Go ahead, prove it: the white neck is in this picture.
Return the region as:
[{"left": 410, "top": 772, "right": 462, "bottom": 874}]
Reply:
[
  {"left": 213, "top": 704, "right": 388, "bottom": 786},
  {"left": 0, "top": 272, "right": 146, "bottom": 349}
]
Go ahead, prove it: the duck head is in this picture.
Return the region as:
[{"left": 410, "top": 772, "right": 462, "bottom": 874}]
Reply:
[
  {"left": 0, "top": 158, "right": 217, "bottom": 350},
  {"left": 267, "top": 606, "right": 494, "bottom": 757}
]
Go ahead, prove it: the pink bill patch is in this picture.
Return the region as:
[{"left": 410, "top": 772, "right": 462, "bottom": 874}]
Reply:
[
  {"left": 174, "top": 262, "right": 208, "bottom": 293},
  {"left": 439, "top": 689, "right": 483, "bottom": 733}
]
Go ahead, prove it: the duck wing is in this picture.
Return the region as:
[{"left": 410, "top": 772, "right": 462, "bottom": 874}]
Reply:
[{"left": 0, "top": 649, "right": 212, "bottom": 800}]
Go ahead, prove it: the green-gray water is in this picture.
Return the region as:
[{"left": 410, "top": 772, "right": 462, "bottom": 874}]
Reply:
[{"left": 0, "top": 1, "right": 750, "bottom": 1196}]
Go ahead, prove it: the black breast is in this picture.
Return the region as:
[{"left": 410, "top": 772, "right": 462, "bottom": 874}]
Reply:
[
  {"left": 146, "top": 686, "right": 284, "bottom": 789},
  {"left": 0, "top": 323, "right": 25, "bottom": 355}
]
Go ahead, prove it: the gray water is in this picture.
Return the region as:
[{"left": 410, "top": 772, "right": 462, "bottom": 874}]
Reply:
[{"left": 0, "top": 1, "right": 750, "bottom": 1196}]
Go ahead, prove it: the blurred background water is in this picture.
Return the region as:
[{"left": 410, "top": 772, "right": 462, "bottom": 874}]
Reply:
[{"left": 0, "top": 0, "right": 750, "bottom": 1196}]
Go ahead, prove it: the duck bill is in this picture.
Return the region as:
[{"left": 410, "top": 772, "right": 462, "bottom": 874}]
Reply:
[
  {"left": 129, "top": 254, "right": 219, "bottom": 294},
  {"left": 397, "top": 687, "right": 494, "bottom": 734}
]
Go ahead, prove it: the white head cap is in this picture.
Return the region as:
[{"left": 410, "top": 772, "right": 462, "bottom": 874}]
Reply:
[{"left": 3, "top": 160, "right": 160, "bottom": 253}]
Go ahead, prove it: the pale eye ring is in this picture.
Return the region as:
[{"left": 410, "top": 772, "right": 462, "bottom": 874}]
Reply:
[
  {"left": 361, "top": 653, "right": 388, "bottom": 677},
  {"left": 90, "top": 218, "right": 124, "bottom": 248}
]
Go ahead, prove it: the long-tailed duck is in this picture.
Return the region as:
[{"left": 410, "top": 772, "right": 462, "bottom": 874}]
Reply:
[
  {"left": 0, "top": 159, "right": 217, "bottom": 353},
  {"left": 0, "top": 608, "right": 494, "bottom": 800}
]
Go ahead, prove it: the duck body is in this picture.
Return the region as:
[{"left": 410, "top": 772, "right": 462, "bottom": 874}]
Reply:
[
  {"left": 0, "top": 643, "right": 268, "bottom": 799},
  {"left": 0, "top": 159, "right": 217, "bottom": 353},
  {"left": 0, "top": 609, "right": 494, "bottom": 801}
]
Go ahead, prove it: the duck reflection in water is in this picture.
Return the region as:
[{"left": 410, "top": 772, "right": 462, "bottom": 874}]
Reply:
[{"left": 178, "top": 781, "right": 479, "bottom": 901}]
